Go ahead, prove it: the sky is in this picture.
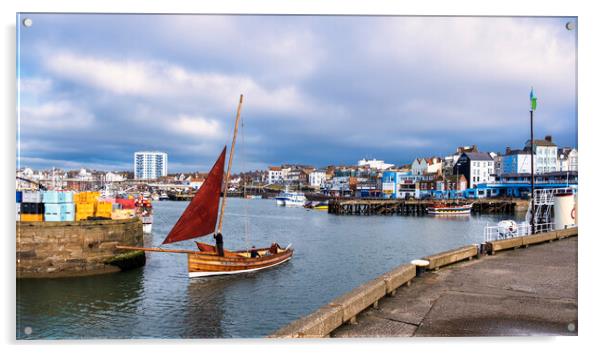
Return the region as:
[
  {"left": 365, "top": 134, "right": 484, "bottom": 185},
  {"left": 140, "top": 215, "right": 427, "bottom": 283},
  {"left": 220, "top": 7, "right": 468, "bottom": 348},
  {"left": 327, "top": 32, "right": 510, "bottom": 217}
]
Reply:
[{"left": 17, "top": 14, "right": 577, "bottom": 173}]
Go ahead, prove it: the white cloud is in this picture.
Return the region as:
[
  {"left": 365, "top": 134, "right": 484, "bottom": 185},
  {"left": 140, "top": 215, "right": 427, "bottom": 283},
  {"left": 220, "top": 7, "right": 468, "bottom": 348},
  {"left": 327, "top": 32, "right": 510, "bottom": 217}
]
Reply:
[
  {"left": 369, "top": 18, "right": 575, "bottom": 101},
  {"left": 169, "top": 114, "right": 224, "bottom": 139},
  {"left": 43, "top": 51, "right": 316, "bottom": 116},
  {"left": 154, "top": 16, "right": 324, "bottom": 81},
  {"left": 19, "top": 78, "right": 52, "bottom": 95},
  {"left": 20, "top": 101, "right": 94, "bottom": 130},
  {"left": 18, "top": 156, "right": 131, "bottom": 171}
]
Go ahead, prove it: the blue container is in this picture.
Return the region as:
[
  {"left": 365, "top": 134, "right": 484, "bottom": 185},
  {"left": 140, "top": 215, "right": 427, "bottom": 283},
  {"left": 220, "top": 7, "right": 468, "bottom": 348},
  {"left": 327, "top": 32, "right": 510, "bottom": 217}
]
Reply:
[
  {"left": 61, "top": 191, "right": 74, "bottom": 203},
  {"left": 44, "top": 203, "right": 62, "bottom": 221},
  {"left": 61, "top": 203, "right": 75, "bottom": 213},
  {"left": 16, "top": 191, "right": 22, "bottom": 203},
  {"left": 61, "top": 212, "right": 75, "bottom": 222},
  {"left": 44, "top": 203, "right": 62, "bottom": 214},
  {"left": 43, "top": 191, "right": 60, "bottom": 203},
  {"left": 60, "top": 203, "right": 75, "bottom": 222},
  {"left": 44, "top": 214, "right": 62, "bottom": 222}
]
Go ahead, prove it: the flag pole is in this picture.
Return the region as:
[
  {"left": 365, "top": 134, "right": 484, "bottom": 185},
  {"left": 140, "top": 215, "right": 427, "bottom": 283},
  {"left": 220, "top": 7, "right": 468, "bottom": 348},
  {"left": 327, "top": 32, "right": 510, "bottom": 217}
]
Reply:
[
  {"left": 530, "top": 108, "right": 535, "bottom": 234},
  {"left": 529, "top": 87, "right": 536, "bottom": 234}
]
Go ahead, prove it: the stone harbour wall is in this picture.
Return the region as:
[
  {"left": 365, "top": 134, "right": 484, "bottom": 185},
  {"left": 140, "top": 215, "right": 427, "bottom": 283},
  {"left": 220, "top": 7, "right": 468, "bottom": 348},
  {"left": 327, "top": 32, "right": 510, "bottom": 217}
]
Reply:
[{"left": 16, "top": 218, "right": 145, "bottom": 278}]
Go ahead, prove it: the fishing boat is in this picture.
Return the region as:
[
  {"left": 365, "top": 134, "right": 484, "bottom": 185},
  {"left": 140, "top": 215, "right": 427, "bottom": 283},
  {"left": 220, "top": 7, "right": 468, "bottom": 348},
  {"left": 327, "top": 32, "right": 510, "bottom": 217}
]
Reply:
[
  {"left": 275, "top": 188, "right": 306, "bottom": 207},
  {"left": 426, "top": 202, "right": 473, "bottom": 215},
  {"left": 117, "top": 95, "right": 293, "bottom": 277},
  {"left": 158, "top": 192, "right": 169, "bottom": 201}
]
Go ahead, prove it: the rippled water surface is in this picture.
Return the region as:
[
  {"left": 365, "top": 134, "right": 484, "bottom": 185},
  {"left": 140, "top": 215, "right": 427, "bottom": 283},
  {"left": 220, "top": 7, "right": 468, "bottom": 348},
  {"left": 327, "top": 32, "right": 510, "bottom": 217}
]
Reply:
[{"left": 17, "top": 199, "right": 511, "bottom": 339}]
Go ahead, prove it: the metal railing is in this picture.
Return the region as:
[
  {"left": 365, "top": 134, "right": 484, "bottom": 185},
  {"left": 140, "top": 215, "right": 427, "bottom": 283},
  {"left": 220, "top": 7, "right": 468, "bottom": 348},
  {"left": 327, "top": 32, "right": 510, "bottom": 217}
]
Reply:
[
  {"left": 484, "top": 221, "right": 557, "bottom": 242},
  {"left": 484, "top": 222, "right": 531, "bottom": 242}
]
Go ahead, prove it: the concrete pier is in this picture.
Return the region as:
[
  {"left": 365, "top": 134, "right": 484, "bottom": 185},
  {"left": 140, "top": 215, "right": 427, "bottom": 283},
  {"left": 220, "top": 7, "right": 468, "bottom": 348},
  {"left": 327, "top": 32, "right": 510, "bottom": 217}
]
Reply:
[
  {"left": 332, "top": 235, "right": 577, "bottom": 337},
  {"left": 270, "top": 228, "right": 577, "bottom": 337}
]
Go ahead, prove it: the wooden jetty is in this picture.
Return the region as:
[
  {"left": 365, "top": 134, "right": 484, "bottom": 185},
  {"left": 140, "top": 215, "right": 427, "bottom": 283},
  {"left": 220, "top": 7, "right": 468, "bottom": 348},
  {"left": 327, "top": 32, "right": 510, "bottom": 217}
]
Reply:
[{"left": 328, "top": 198, "right": 519, "bottom": 216}]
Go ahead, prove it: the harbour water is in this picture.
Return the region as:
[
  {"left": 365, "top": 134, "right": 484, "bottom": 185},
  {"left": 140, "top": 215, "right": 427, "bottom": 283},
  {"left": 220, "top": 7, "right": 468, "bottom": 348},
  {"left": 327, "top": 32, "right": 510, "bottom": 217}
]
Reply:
[{"left": 17, "top": 198, "right": 515, "bottom": 339}]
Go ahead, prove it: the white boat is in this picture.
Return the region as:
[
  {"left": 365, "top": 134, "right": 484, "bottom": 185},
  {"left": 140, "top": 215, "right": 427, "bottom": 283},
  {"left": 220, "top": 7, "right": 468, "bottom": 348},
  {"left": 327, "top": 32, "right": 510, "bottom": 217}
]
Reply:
[
  {"left": 427, "top": 203, "right": 473, "bottom": 215},
  {"left": 135, "top": 198, "right": 153, "bottom": 233},
  {"left": 142, "top": 216, "right": 153, "bottom": 233},
  {"left": 275, "top": 191, "right": 307, "bottom": 207}
]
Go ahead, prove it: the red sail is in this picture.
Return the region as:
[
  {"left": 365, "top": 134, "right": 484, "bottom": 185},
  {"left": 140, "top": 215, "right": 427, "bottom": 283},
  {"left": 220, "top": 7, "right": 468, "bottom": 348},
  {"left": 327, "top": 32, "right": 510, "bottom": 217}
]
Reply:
[{"left": 162, "top": 147, "right": 227, "bottom": 244}]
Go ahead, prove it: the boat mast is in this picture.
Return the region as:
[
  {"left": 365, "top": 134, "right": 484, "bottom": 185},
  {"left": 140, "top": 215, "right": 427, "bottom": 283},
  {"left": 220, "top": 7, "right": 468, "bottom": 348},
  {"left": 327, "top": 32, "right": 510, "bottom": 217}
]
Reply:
[{"left": 217, "top": 94, "right": 244, "bottom": 234}]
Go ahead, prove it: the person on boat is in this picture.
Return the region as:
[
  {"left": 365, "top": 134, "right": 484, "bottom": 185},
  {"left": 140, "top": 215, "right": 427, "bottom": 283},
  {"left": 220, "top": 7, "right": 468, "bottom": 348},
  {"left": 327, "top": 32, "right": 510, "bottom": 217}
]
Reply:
[
  {"left": 269, "top": 243, "right": 279, "bottom": 256},
  {"left": 214, "top": 232, "right": 224, "bottom": 257},
  {"left": 250, "top": 246, "right": 259, "bottom": 258}
]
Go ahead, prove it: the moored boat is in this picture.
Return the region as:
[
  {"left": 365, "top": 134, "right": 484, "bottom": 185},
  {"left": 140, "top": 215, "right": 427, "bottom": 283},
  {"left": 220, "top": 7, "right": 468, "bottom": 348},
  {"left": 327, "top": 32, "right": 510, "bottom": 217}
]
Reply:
[
  {"left": 275, "top": 189, "right": 306, "bottom": 207},
  {"left": 427, "top": 202, "right": 473, "bottom": 215},
  {"left": 117, "top": 95, "right": 293, "bottom": 277},
  {"left": 135, "top": 197, "right": 153, "bottom": 233},
  {"left": 304, "top": 200, "right": 328, "bottom": 210}
]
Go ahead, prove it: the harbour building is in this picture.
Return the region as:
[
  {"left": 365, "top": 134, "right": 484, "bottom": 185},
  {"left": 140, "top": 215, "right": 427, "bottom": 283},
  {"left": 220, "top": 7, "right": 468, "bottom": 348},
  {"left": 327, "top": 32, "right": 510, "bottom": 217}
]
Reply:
[{"left": 134, "top": 151, "right": 168, "bottom": 180}]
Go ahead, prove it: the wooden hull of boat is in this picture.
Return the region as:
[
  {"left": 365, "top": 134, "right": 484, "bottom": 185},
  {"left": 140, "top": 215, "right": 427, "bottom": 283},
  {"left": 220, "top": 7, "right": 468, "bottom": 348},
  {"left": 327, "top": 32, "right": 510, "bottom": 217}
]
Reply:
[{"left": 187, "top": 243, "right": 293, "bottom": 278}]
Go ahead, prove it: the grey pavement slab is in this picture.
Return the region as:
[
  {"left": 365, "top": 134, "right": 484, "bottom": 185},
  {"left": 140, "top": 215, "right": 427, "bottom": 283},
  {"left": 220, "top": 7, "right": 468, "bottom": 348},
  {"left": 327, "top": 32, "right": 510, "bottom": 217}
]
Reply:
[{"left": 332, "top": 236, "right": 577, "bottom": 337}]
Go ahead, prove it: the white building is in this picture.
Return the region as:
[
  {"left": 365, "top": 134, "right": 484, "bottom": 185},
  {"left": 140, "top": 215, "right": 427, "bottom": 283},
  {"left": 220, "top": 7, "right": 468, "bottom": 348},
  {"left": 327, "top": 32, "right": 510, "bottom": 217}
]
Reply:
[
  {"left": 134, "top": 151, "right": 168, "bottom": 180},
  {"left": 78, "top": 168, "right": 94, "bottom": 181},
  {"left": 557, "top": 148, "right": 578, "bottom": 172},
  {"left": 309, "top": 170, "right": 326, "bottom": 189},
  {"left": 412, "top": 158, "right": 441, "bottom": 176},
  {"left": 525, "top": 136, "right": 557, "bottom": 174},
  {"left": 267, "top": 166, "right": 284, "bottom": 184},
  {"left": 426, "top": 157, "right": 442, "bottom": 174},
  {"left": 357, "top": 158, "right": 394, "bottom": 171},
  {"left": 105, "top": 172, "right": 126, "bottom": 182},
  {"left": 454, "top": 152, "right": 495, "bottom": 188}
]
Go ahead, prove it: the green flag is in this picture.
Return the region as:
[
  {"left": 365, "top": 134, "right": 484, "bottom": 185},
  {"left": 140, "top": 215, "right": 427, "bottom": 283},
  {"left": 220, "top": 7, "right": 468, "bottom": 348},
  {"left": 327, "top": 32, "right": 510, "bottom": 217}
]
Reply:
[{"left": 530, "top": 87, "right": 537, "bottom": 111}]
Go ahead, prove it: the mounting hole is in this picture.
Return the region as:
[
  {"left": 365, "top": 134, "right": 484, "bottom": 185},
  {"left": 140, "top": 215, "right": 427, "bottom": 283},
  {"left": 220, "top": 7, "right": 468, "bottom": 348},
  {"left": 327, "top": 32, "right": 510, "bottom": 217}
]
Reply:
[
  {"left": 567, "top": 323, "right": 576, "bottom": 332},
  {"left": 24, "top": 326, "right": 32, "bottom": 335},
  {"left": 565, "top": 22, "right": 575, "bottom": 31},
  {"left": 23, "top": 18, "right": 33, "bottom": 28}
]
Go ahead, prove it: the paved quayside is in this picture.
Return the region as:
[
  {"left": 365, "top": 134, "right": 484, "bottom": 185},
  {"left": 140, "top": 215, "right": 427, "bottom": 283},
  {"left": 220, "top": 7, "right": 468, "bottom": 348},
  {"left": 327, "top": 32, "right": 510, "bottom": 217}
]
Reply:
[{"left": 331, "top": 236, "right": 577, "bottom": 337}]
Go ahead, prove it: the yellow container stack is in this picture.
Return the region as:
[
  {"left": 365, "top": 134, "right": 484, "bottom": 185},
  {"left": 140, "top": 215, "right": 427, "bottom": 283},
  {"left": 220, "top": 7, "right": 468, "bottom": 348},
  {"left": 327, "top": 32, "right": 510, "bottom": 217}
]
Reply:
[
  {"left": 75, "top": 203, "right": 95, "bottom": 221},
  {"left": 95, "top": 201, "right": 113, "bottom": 218},
  {"left": 74, "top": 191, "right": 100, "bottom": 204},
  {"left": 74, "top": 192, "right": 100, "bottom": 221},
  {"left": 20, "top": 214, "right": 44, "bottom": 222}
]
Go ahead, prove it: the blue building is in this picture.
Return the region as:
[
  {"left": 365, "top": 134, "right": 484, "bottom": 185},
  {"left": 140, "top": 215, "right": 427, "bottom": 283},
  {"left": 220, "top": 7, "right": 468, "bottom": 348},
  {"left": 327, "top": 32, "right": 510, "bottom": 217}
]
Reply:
[
  {"left": 382, "top": 170, "right": 419, "bottom": 199},
  {"left": 502, "top": 149, "right": 532, "bottom": 174},
  {"left": 463, "top": 171, "right": 578, "bottom": 199}
]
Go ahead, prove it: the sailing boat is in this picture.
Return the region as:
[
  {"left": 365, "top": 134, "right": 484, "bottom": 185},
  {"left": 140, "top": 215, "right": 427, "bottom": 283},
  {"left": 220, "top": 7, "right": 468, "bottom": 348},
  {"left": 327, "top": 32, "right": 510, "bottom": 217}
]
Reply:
[{"left": 118, "top": 95, "right": 293, "bottom": 277}]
